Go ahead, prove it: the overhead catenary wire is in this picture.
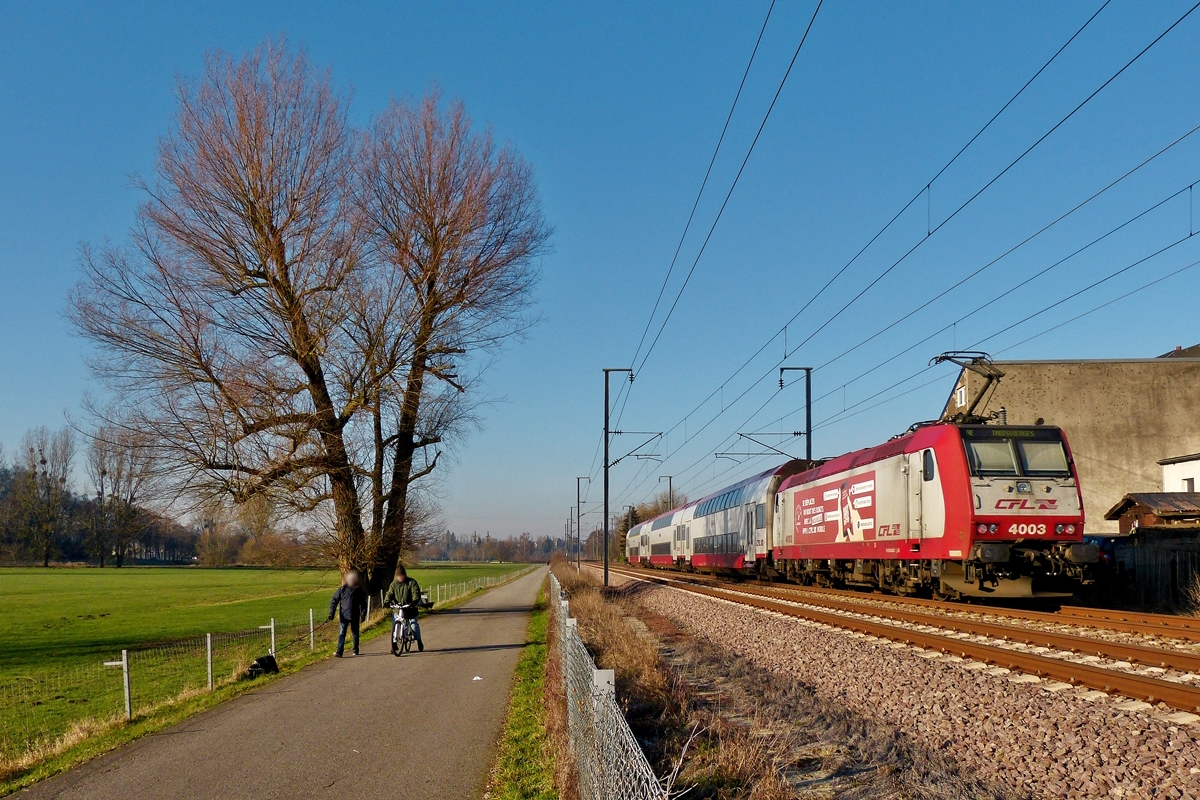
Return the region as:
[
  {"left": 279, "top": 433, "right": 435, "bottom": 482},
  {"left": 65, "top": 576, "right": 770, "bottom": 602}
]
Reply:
[
  {"left": 611, "top": 2, "right": 1200, "bottom": 509},
  {"left": 773, "top": 176, "right": 1200, "bottom": 410},
  {"left": 810, "top": 242, "right": 1200, "bottom": 436},
  {"left": 779, "top": 0, "right": 1200, "bottom": 365},
  {"left": 627, "top": 0, "right": 779, "bottom": 372},
  {"left": 615, "top": 180, "right": 1196, "bottom": 507},
  {"left": 623, "top": 197, "right": 1200, "bottom": 508},
  {"left": 634, "top": 0, "right": 824, "bottom": 377},
  {"left": 807, "top": 122, "right": 1200, "bottom": 377},
  {"left": 608, "top": 0, "right": 811, "bottom": 440},
  {"left": 610, "top": 0, "right": 1118, "bottom": 480}
]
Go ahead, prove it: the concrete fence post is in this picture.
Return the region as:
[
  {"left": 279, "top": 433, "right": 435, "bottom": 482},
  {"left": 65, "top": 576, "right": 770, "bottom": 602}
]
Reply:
[
  {"left": 259, "top": 619, "right": 276, "bottom": 655},
  {"left": 366, "top": 597, "right": 372, "bottom": 625},
  {"left": 592, "top": 668, "right": 615, "bottom": 788},
  {"left": 104, "top": 649, "right": 132, "bottom": 720},
  {"left": 565, "top": 617, "right": 577, "bottom": 668},
  {"left": 309, "top": 608, "right": 315, "bottom": 651},
  {"left": 206, "top": 633, "right": 213, "bottom": 691}
]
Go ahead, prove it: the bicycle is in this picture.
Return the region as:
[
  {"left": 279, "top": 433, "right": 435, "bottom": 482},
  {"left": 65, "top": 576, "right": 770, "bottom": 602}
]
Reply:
[{"left": 389, "top": 603, "right": 419, "bottom": 656}]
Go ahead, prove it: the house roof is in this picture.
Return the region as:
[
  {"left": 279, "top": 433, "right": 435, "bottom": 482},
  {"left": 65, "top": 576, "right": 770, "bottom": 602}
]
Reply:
[
  {"left": 1158, "top": 452, "right": 1200, "bottom": 466},
  {"left": 1104, "top": 492, "right": 1200, "bottom": 521},
  {"left": 1160, "top": 343, "right": 1200, "bottom": 358}
]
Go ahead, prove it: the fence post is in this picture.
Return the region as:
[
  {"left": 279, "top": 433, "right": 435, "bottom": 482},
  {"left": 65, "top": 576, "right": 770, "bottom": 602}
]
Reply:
[
  {"left": 122, "top": 649, "right": 132, "bottom": 720},
  {"left": 206, "top": 633, "right": 213, "bottom": 691},
  {"left": 309, "top": 608, "right": 315, "bottom": 651},
  {"left": 366, "top": 596, "right": 372, "bottom": 625},
  {"left": 104, "top": 649, "right": 132, "bottom": 720},
  {"left": 593, "top": 668, "right": 615, "bottom": 791},
  {"left": 564, "top": 617, "right": 577, "bottom": 674},
  {"left": 259, "top": 620, "right": 276, "bottom": 656}
]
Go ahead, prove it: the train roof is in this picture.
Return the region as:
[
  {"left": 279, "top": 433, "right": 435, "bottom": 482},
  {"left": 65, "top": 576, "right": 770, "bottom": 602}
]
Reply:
[
  {"left": 635, "top": 461, "right": 805, "bottom": 533},
  {"left": 777, "top": 422, "right": 1067, "bottom": 492}
]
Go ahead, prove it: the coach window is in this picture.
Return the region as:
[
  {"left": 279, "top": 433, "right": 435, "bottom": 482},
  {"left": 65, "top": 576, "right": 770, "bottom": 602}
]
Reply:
[
  {"left": 755, "top": 503, "right": 766, "bottom": 529},
  {"left": 922, "top": 449, "right": 936, "bottom": 482}
]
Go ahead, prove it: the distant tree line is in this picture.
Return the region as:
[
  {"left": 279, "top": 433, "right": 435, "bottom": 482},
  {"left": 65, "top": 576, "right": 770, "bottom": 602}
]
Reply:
[
  {"left": 0, "top": 425, "right": 323, "bottom": 568},
  {"left": 418, "top": 530, "right": 566, "bottom": 563},
  {"left": 0, "top": 427, "right": 195, "bottom": 565},
  {"left": 573, "top": 490, "right": 686, "bottom": 563}
]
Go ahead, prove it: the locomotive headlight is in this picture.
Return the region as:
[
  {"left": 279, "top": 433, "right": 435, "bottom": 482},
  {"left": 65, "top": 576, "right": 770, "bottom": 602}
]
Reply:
[
  {"left": 1065, "top": 524, "right": 1076, "bottom": 535},
  {"left": 976, "top": 523, "right": 988, "bottom": 534},
  {"left": 988, "top": 524, "right": 997, "bottom": 534},
  {"left": 1055, "top": 524, "right": 1064, "bottom": 534},
  {"left": 1016, "top": 481, "right": 1033, "bottom": 494}
]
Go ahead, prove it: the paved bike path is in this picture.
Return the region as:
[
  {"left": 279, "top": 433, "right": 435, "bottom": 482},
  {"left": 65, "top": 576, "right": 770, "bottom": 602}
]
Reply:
[{"left": 22, "top": 567, "right": 548, "bottom": 800}]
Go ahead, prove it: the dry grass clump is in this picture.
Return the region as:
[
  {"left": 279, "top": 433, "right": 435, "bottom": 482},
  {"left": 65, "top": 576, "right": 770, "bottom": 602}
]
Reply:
[
  {"left": 0, "top": 716, "right": 120, "bottom": 782},
  {"left": 674, "top": 714, "right": 795, "bottom": 800},
  {"left": 1187, "top": 572, "right": 1200, "bottom": 616}
]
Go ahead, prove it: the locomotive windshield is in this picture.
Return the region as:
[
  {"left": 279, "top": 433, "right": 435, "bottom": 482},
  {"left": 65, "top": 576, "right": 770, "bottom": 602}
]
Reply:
[{"left": 960, "top": 427, "right": 1071, "bottom": 478}]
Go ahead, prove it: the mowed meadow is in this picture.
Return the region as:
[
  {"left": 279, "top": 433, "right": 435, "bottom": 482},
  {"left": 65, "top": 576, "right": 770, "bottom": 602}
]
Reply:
[{"left": 0, "top": 563, "right": 528, "bottom": 674}]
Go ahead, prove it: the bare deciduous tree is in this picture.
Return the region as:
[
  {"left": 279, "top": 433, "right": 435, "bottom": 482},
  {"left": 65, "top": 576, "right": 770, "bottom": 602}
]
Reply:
[
  {"left": 18, "top": 427, "right": 75, "bottom": 567},
  {"left": 356, "top": 92, "right": 550, "bottom": 587},
  {"left": 69, "top": 39, "right": 371, "bottom": 567},
  {"left": 87, "top": 427, "right": 154, "bottom": 567},
  {"left": 68, "top": 40, "right": 549, "bottom": 584},
  {"left": 237, "top": 494, "right": 277, "bottom": 541}
]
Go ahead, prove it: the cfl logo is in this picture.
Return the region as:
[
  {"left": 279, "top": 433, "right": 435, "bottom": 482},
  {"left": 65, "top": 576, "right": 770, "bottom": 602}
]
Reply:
[{"left": 994, "top": 498, "right": 1058, "bottom": 510}]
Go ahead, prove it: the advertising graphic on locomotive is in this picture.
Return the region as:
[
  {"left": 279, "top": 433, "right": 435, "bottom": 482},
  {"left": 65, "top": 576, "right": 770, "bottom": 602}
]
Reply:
[{"left": 626, "top": 423, "right": 1097, "bottom": 598}]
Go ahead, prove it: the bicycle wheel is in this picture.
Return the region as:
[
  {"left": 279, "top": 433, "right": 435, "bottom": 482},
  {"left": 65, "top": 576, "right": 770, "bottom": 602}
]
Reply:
[{"left": 401, "top": 630, "right": 412, "bottom": 654}]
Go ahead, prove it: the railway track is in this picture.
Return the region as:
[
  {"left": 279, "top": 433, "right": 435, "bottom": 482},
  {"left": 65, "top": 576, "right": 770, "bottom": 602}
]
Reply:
[
  {"left": 609, "top": 565, "right": 1200, "bottom": 716},
  {"left": 616, "top": 564, "right": 1200, "bottom": 643}
]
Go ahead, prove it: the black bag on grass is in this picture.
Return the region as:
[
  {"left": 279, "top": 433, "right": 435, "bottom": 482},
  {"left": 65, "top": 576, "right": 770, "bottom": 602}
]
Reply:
[{"left": 246, "top": 654, "right": 279, "bottom": 679}]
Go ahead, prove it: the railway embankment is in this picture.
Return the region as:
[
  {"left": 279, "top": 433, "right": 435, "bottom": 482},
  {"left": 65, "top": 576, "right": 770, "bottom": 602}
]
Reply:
[
  {"left": 610, "top": 569, "right": 1200, "bottom": 798},
  {"left": 560, "top": 565, "right": 1013, "bottom": 798}
]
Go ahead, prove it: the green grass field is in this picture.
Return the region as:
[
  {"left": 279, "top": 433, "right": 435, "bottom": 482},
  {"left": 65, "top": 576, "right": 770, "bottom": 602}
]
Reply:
[
  {"left": 0, "top": 562, "right": 530, "bottom": 776},
  {"left": 0, "top": 563, "right": 526, "bottom": 673}
]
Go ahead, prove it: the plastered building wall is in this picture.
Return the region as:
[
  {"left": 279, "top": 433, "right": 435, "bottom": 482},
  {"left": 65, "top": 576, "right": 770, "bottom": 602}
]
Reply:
[
  {"left": 942, "top": 359, "right": 1200, "bottom": 534},
  {"left": 1162, "top": 459, "right": 1200, "bottom": 492}
]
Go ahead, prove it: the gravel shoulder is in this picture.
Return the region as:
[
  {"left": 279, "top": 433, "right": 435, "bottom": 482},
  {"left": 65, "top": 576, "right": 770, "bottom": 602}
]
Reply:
[{"left": 612, "top": 571, "right": 1200, "bottom": 799}]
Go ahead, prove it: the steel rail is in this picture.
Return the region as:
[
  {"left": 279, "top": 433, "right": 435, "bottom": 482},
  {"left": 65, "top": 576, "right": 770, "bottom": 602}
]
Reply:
[
  {"left": 703, "top": 581, "right": 1200, "bottom": 673},
  {"left": 611, "top": 567, "right": 1200, "bottom": 713},
  {"left": 614, "top": 564, "right": 1200, "bottom": 642},
  {"left": 1058, "top": 605, "right": 1200, "bottom": 633}
]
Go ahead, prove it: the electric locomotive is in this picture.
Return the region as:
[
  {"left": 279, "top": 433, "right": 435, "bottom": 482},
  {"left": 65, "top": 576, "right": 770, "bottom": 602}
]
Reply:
[{"left": 627, "top": 422, "right": 1097, "bottom": 599}]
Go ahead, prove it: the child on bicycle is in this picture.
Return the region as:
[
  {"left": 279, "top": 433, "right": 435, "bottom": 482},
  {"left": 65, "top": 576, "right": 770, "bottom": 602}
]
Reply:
[{"left": 384, "top": 564, "right": 424, "bottom": 652}]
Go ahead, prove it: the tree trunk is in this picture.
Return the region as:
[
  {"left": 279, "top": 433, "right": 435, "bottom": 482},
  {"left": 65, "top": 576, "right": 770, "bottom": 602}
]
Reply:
[{"left": 370, "top": 310, "right": 435, "bottom": 591}]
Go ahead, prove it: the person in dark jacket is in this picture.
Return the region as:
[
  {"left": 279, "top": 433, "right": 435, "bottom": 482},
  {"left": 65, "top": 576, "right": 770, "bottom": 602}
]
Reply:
[
  {"left": 383, "top": 565, "right": 424, "bottom": 652},
  {"left": 328, "top": 570, "right": 367, "bottom": 657}
]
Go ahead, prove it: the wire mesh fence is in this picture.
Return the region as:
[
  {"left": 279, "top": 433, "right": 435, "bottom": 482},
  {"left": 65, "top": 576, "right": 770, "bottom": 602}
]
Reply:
[
  {"left": 1, "top": 565, "right": 535, "bottom": 777},
  {"left": 550, "top": 573, "right": 662, "bottom": 800}
]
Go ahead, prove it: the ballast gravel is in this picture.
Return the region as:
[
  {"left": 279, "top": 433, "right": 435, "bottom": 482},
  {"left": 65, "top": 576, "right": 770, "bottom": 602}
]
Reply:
[{"left": 624, "top": 577, "right": 1200, "bottom": 798}]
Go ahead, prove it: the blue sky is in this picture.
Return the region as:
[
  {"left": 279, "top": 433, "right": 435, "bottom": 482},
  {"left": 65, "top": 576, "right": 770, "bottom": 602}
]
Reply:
[{"left": 2, "top": 1, "right": 1200, "bottom": 538}]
